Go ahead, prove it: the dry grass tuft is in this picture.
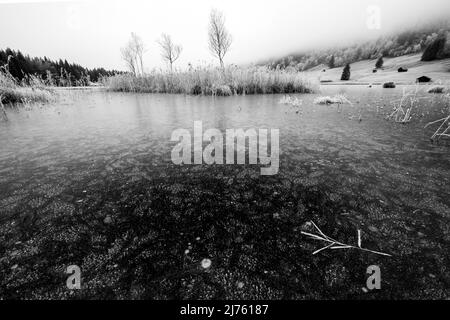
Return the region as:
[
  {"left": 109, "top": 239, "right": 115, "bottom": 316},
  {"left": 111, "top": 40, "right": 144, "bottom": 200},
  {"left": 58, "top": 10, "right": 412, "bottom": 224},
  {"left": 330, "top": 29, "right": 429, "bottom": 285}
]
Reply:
[{"left": 313, "top": 94, "right": 353, "bottom": 106}]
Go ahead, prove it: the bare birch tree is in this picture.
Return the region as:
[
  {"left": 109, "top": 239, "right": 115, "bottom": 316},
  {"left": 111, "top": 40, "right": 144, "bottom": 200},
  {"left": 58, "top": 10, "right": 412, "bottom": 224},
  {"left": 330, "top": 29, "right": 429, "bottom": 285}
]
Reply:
[
  {"left": 157, "top": 33, "right": 183, "bottom": 71},
  {"left": 121, "top": 46, "right": 137, "bottom": 76},
  {"left": 121, "top": 32, "right": 145, "bottom": 76},
  {"left": 131, "top": 32, "right": 145, "bottom": 75},
  {"left": 208, "top": 9, "right": 232, "bottom": 69}
]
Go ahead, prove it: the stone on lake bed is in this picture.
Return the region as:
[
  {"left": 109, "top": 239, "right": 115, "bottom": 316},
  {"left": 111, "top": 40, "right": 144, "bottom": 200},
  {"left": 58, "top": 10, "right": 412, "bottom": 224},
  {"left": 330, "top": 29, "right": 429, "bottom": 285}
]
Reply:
[
  {"left": 301, "top": 221, "right": 312, "bottom": 230},
  {"left": 201, "top": 258, "right": 212, "bottom": 269},
  {"left": 103, "top": 215, "right": 113, "bottom": 224},
  {"left": 2, "top": 89, "right": 449, "bottom": 299}
]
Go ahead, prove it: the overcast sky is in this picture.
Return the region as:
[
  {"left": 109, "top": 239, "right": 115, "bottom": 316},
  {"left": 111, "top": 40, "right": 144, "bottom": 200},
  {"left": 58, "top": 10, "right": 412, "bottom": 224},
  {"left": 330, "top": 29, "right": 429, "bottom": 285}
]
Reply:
[{"left": 0, "top": 0, "right": 449, "bottom": 71}]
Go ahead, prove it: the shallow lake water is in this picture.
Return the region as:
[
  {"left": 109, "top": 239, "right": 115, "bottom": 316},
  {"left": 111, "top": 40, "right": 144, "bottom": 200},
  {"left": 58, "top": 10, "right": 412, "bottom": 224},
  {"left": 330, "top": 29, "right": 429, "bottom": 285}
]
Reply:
[{"left": 0, "top": 85, "right": 449, "bottom": 299}]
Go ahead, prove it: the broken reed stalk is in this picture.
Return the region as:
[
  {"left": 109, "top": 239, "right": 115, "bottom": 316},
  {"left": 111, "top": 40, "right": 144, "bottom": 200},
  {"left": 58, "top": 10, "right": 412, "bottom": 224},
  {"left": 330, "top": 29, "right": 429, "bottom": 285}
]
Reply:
[
  {"left": 338, "top": 95, "right": 353, "bottom": 113},
  {"left": 301, "top": 221, "right": 392, "bottom": 257},
  {"left": 387, "top": 85, "right": 419, "bottom": 124},
  {"left": 425, "top": 115, "right": 450, "bottom": 140},
  {"left": 340, "top": 95, "right": 354, "bottom": 107}
]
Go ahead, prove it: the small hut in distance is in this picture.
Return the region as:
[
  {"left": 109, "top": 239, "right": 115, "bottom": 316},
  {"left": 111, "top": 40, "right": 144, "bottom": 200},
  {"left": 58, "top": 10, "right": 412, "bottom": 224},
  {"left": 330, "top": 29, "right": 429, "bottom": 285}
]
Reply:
[
  {"left": 417, "top": 76, "right": 432, "bottom": 83},
  {"left": 383, "top": 82, "right": 396, "bottom": 88}
]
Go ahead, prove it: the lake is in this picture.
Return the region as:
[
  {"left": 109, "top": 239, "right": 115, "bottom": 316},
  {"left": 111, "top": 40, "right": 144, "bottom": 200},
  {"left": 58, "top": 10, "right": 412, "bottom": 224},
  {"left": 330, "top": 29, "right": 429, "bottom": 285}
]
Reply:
[{"left": 0, "top": 85, "right": 449, "bottom": 299}]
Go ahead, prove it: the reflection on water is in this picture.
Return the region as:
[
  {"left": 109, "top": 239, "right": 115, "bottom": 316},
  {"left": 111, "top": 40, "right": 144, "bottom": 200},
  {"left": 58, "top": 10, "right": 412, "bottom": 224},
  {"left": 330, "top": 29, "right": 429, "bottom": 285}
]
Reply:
[{"left": 0, "top": 86, "right": 449, "bottom": 299}]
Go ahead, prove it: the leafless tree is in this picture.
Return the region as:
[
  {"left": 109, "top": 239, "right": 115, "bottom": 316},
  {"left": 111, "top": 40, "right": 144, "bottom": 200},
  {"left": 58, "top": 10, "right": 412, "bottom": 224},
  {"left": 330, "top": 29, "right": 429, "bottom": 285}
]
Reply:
[
  {"left": 121, "top": 32, "right": 145, "bottom": 76},
  {"left": 157, "top": 33, "right": 183, "bottom": 71},
  {"left": 131, "top": 32, "right": 145, "bottom": 75},
  {"left": 208, "top": 9, "right": 232, "bottom": 69},
  {"left": 121, "top": 46, "right": 137, "bottom": 76}
]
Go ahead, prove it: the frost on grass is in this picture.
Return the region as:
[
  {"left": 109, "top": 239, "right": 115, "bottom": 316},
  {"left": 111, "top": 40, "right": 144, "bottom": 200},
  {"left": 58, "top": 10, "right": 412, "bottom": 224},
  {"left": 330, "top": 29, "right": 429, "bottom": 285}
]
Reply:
[
  {"left": 313, "top": 94, "right": 353, "bottom": 106},
  {"left": 105, "top": 66, "right": 316, "bottom": 95},
  {"left": 0, "top": 70, "right": 54, "bottom": 105}
]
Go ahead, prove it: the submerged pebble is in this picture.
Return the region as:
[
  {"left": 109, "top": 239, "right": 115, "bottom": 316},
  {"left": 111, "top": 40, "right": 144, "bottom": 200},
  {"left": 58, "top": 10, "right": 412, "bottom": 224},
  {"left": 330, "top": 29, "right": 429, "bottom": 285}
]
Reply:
[
  {"left": 103, "top": 215, "right": 113, "bottom": 224},
  {"left": 201, "top": 258, "right": 212, "bottom": 269}
]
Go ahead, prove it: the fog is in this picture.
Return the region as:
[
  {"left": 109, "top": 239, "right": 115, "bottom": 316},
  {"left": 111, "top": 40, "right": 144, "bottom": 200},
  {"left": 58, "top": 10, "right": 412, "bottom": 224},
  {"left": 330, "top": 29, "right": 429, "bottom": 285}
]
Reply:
[{"left": 0, "top": 0, "right": 449, "bottom": 70}]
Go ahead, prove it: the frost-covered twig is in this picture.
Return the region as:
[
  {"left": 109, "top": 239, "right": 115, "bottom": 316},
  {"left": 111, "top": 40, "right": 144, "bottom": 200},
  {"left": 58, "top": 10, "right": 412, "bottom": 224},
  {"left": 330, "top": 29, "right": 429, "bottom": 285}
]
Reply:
[{"left": 301, "top": 221, "right": 392, "bottom": 257}]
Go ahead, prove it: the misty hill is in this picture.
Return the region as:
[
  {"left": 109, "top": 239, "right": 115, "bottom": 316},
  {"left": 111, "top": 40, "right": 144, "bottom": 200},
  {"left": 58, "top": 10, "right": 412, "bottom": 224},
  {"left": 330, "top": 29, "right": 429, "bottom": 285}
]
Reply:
[
  {"left": 264, "top": 21, "right": 450, "bottom": 72},
  {"left": 306, "top": 53, "right": 450, "bottom": 84}
]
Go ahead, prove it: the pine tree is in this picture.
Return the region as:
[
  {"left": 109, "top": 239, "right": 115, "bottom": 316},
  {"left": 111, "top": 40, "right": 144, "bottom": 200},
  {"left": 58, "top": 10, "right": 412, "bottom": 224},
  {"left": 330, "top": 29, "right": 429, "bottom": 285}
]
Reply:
[
  {"left": 375, "top": 56, "right": 384, "bottom": 69},
  {"left": 328, "top": 55, "right": 335, "bottom": 69},
  {"left": 421, "top": 36, "right": 446, "bottom": 61},
  {"left": 341, "top": 64, "right": 351, "bottom": 81}
]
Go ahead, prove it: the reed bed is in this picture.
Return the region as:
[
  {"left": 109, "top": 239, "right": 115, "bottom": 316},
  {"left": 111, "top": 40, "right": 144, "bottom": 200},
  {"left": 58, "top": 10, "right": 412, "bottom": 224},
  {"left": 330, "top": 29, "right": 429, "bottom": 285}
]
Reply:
[
  {"left": 0, "top": 69, "right": 54, "bottom": 105},
  {"left": 104, "top": 66, "right": 316, "bottom": 96}
]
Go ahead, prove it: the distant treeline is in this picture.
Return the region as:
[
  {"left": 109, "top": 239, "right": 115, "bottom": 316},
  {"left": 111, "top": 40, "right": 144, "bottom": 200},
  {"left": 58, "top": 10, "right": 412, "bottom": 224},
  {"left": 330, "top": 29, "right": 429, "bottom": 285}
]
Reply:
[
  {"left": 0, "top": 48, "right": 123, "bottom": 86},
  {"left": 266, "top": 21, "right": 450, "bottom": 71}
]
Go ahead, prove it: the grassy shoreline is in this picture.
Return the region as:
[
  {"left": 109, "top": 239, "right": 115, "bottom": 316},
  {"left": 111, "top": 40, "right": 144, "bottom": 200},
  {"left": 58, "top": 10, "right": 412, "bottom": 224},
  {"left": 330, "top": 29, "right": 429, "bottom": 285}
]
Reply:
[
  {"left": 0, "top": 70, "right": 54, "bottom": 105},
  {"left": 104, "top": 66, "right": 316, "bottom": 96}
]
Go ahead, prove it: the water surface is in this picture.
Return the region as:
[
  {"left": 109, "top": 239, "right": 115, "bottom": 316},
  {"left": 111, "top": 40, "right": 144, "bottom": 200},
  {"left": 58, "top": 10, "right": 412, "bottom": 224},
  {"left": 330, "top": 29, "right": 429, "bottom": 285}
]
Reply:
[{"left": 0, "top": 86, "right": 449, "bottom": 299}]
